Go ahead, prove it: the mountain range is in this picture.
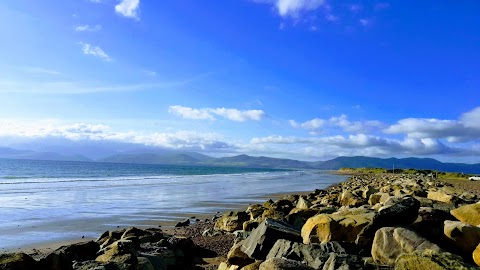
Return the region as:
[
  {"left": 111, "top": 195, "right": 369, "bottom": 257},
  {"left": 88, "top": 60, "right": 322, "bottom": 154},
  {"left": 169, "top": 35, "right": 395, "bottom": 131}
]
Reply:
[{"left": 1, "top": 147, "right": 480, "bottom": 174}]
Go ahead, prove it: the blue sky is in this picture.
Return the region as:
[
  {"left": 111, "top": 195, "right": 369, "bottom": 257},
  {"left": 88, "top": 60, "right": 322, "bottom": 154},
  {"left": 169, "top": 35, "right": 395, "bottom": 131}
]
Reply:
[{"left": 0, "top": 0, "right": 479, "bottom": 162}]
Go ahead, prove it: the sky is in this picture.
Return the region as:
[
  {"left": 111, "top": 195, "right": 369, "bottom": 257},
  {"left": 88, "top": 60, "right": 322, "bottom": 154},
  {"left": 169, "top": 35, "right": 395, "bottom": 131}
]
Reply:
[{"left": 0, "top": 0, "right": 479, "bottom": 162}]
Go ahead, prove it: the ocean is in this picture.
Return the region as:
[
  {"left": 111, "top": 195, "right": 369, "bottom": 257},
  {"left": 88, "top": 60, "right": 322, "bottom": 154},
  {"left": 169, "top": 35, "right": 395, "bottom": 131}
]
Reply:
[{"left": 0, "top": 158, "right": 347, "bottom": 250}]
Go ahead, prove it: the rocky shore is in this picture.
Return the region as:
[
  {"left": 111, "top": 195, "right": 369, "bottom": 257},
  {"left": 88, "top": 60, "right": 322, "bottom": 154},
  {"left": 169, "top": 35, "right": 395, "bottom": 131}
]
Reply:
[{"left": 3, "top": 172, "right": 480, "bottom": 269}]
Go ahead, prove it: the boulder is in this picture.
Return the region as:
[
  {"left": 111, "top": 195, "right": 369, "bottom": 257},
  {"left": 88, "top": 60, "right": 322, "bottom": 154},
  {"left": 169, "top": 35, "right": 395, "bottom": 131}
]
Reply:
[
  {"left": 321, "top": 253, "right": 367, "bottom": 270},
  {"left": 259, "top": 258, "right": 314, "bottom": 270},
  {"left": 443, "top": 220, "right": 480, "bottom": 260},
  {"left": 174, "top": 219, "right": 190, "bottom": 227},
  {"left": 262, "top": 208, "right": 286, "bottom": 221},
  {"left": 266, "top": 239, "right": 346, "bottom": 269},
  {"left": 0, "top": 253, "right": 38, "bottom": 270},
  {"left": 371, "top": 227, "right": 441, "bottom": 265},
  {"left": 241, "top": 261, "right": 262, "bottom": 270},
  {"left": 356, "top": 196, "right": 420, "bottom": 254},
  {"left": 301, "top": 212, "right": 374, "bottom": 244},
  {"left": 296, "top": 197, "right": 312, "bottom": 210},
  {"left": 246, "top": 204, "right": 265, "bottom": 220},
  {"left": 215, "top": 211, "right": 250, "bottom": 232},
  {"left": 473, "top": 243, "right": 480, "bottom": 266},
  {"left": 395, "top": 250, "right": 476, "bottom": 270},
  {"left": 241, "top": 219, "right": 302, "bottom": 260},
  {"left": 451, "top": 203, "right": 480, "bottom": 226},
  {"left": 39, "top": 241, "right": 100, "bottom": 270},
  {"left": 427, "top": 191, "right": 455, "bottom": 204},
  {"left": 270, "top": 199, "right": 294, "bottom": 214},
  {"left": 228, "top": 242, "right": 255, "bottom": 267},
  {"left": 362, "top": 186, "right": 379, "bottom": 199},
  {"left": 339, "top": 190, "right": 365, "bottom": 207},
  {"left": 96, "top": 239, "right": 138, "bottom": 266}
]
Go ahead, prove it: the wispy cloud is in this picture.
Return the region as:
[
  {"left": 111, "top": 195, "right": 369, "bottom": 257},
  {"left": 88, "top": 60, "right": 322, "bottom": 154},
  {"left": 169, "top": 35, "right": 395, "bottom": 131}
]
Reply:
[
  {"left": 290, "top": 114, "right": 383, "bottom": 134},
  {"left": 169, "top": 105, "right": 265, "bottom": 122},
  {"left": 115, "top": 0, "right": 140, "bottom": 20},
  {"left": 81, "top": 43, "right": 112, "bottom": 62},
  {"left": 0, "top": 70, "right": 212, "bottom": 94},
  {"left": 253, "top": 0, "right": 325, "bottom": 18},
  {"left": 13, "top": 66, "right": 61, "bottom": 76},
  {"left": 75, "top": 24, "right": 102, "bottom": 32}
]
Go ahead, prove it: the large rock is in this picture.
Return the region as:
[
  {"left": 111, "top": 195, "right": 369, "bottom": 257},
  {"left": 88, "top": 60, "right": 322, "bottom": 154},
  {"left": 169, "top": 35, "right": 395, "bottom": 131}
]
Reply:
[
  {"left": 356, "top": 196, "right": 420, "bottom": 254},
  {"left": 241, "top": 219, "right": 302, "bottom": 260},
  {"left": 246, "top": 204, "right": 266, "bottom": 220},
  {"left": 427, "top": 191, "right": 455, "bottom": 204},
  {"left": 296, "top": 197, "right": 312, "bottom": 210},
  {"left": 451, "top": 203, "right": 480, "bottom": 226},
  {"left": 96, "top": 239, "right": 138, "bottom": 266},
  {"left": 443, "top": 220, "right": 480, "bottom": 260},
  {"left": 338, "top": 190, "right": 365, "bottom": 207},
  {"left": 39, "top": 241, "right": 100, "bottom": 270},
  {"left": 227, "top": 241, "right": 255, "bottom": 267},
  {"left": 321, "top": 253, "right": 367, "bottom": 270},
  {"left": 301, "top": 212, "right": 374, "bottom": 244},
  {"left": 371, "top": 227, "right": 441, "bottom": 265},
  {"left": 0, "top": 253, "right": 37, "bottom": 270},
  {"left": 259, "top": 258, "right": 314, "bottom": 270},
  {"left": 395, "top": 250, "right": 477, "bottom": 270},
  {"left": 266, "top": 239, "right": 346, "bottom": 269},
  {"left": 215, "top": 211, "right": 250, "bottom": 232},
  {"left": 473, "top": 243, "right": 480, "bottom": 266}
]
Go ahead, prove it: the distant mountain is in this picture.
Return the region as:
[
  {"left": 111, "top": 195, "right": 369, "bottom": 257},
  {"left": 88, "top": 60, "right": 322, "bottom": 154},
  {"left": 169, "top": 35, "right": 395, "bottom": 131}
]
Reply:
[
  {"left": 2, "top": 146, "right": 480, "bottom": 174},
  {"left": 314, "top": 156, "right": 480, "bottom": 174},
  {"left": 0, "top": 147, "right": 91, "bottom": 162},
  {"left": 100, "top": 153, "right": 203, "bottom": 165},
  {"left": 206, "top": 154, "right": 311, "bottom": 169}
]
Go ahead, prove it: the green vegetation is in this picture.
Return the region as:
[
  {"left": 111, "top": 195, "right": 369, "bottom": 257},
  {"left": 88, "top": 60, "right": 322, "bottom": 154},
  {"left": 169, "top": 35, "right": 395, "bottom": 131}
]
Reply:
[{"left": 339, "top": 167, "right": 472, "bottom": 180}]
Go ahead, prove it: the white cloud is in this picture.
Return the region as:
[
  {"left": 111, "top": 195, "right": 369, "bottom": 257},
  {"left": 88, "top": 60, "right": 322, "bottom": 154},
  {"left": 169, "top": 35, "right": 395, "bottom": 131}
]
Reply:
[
  {"left": 75, "top": 24, "right": 102, "bottom": 32},
  {"left": 249, "top": 133, "right": 463, "bottom": 160},
  {"left": 461, "top": 107, "right": 480, "bottom": 129},
  {"left": 254, "top": 0, "right": 325, "bottom": 18},
  {"left": 115, "top": 0, "right": 140, "bottom": 20},
  {"left": 168, "top": 105, "right": 265, "bottom": 122},
  {"left": 329, "top": 114, "right": 383, "bottom": 133},
  {"left": 0, "top": 120, "right": 231, "bottom": 152},
  {"left": 291, "top": 115, "right": 383, "bottom": 133},
  {"left": 276, "top": 0, "right": 325, "bottom": 17},
  {"left": 289, "top": 118, "right": 325, "bottom": 131},
  {"left": 168, "top": 105, "right": 215, "bottom": 121},
  {"left": 81, "top": 43, "right": 111, "bottom": 62},
  {"left": 211, "top": 108, "right": 264, "bottom": 122},
  {"left": 385, "top": 107, "right": 480, "bottom": 142}
]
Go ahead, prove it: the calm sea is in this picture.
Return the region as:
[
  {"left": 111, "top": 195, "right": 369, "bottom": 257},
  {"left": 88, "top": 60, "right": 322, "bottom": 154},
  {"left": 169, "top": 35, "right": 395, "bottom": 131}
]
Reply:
[{"left": 0, "top": 158, "right": 347, "bottom": 250}]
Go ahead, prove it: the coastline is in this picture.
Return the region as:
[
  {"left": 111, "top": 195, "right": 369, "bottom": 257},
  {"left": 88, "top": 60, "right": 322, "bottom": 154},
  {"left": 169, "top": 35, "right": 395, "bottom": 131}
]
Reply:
[
  {"left": 5, "top": 169, "right": 480, "bottom": 269},
  {"left": 3, "top": 173, "right": 343, "bottom": 255}
]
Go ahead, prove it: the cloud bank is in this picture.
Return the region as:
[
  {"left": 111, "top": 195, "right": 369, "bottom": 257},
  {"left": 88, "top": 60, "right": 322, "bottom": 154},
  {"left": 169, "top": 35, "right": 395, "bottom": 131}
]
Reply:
[{"left": 168, "top": 105, "right": 265, "bottom": 122}]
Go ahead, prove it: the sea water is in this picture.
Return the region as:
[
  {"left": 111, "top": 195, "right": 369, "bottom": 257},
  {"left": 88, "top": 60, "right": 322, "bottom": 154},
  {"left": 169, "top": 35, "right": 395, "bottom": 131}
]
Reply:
[{"left": 0, "top": 158, "right": 347, "bottom": 250}]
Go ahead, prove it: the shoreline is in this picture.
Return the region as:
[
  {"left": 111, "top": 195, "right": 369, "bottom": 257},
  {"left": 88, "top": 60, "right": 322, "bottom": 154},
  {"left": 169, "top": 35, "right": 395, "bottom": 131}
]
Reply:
[
  {"left": 2, "top": 175, "right": 341, "bottom": 255},
  {"left": 6, "top": 170, "right": 480, "bottom": 269}
]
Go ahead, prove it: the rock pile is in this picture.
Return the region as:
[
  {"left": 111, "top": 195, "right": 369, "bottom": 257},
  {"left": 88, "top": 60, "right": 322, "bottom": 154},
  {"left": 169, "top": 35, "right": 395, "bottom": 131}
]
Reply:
[
  {"left": 0, "top": 226, "right": 211, "bottom": 270},
  {"left": 214, "top": 173, "right": 480, "bottom": 269},
  {"left": 3, "top": 172, "right": 480, "bottom": 270}
]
